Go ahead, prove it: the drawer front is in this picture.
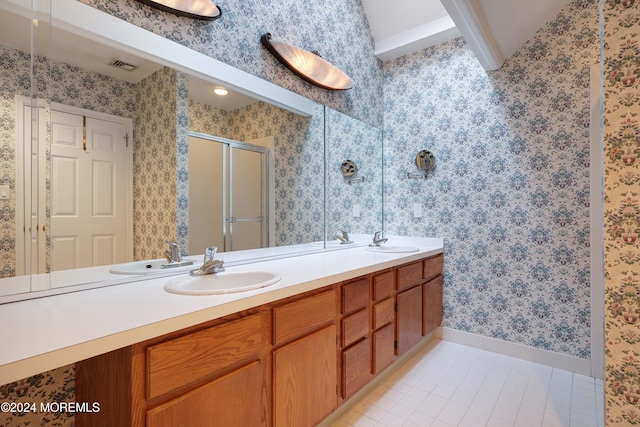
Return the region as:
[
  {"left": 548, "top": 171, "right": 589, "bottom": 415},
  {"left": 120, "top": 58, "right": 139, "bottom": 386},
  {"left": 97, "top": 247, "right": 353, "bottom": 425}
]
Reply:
[
  {"left": 147, "top": 312, "right": 267, "bottom": 400},
  {"left": 396, "top": 261, "right": 423, "bottom": 291},
  {"left": 342, "top": 337, "right": 370, "bottom": 399},
  {"left": 273, "top": 289, "right": 336, "bottom": 346},
  {"left": 341, "top": 278, "right": 369, "bottom": 315},
  {"left": 147, "top": 360, "right": 264, "bottom": 427},
  {"left": 372, "top": 323, "right": 395, "bottom": 375},
  {"left": 423, "top": 254, "right": 444, "bottom": 281},
  {"left": 372, "top": 298, "right": 394, "bottom": 330},
  {"left": 342, "top": 308, "right": 369, "bottom": 347},
  {"left": 372, "top": 271, "right": 393, "bottom": 302}
]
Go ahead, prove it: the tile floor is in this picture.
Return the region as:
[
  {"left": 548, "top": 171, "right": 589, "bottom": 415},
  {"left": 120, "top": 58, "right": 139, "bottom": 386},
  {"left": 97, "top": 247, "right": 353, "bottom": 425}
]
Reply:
[{"left": 329, "top": 340, "right": 605, "bottom": 427}]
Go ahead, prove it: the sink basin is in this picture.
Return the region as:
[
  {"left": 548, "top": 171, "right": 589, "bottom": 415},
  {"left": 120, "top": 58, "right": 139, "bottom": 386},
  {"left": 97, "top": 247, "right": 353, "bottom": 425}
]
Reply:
[
  {"left": 164, "top": 270, "right": 281, "bottom": 295},
  {"left": 109, "top": 259, "right": 197, "bottom": 275},
  {"left": 365, "top": 245, "right": 420, "bottom": 253}
]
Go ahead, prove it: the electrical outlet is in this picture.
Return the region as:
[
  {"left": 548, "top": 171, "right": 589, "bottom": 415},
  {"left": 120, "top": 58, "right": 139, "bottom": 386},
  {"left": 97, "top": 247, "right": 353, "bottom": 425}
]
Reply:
[{"left": 413, "top": 203, "right": 422, "bottom": 218}]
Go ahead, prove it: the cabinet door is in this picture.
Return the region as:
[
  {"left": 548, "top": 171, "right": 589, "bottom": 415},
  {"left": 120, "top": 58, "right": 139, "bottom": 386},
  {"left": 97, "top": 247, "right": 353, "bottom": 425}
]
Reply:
[
  {"left": 146, "top": 360, "right": 266, "bottom": 427},
  {"left": 372, "top": 323, "right": 395, "bottom": 374},
  {"left": 274, "top": 325, "right": 337, "bottom": 427},
  {"left": 423, "top": 276, "right": 443, "bottom": 336},
  {"left": 397, "top": 285, "right": 422, "bottom": 356},
  {"left": 342, "top": 338, "right": 370, "bottom": 399}
]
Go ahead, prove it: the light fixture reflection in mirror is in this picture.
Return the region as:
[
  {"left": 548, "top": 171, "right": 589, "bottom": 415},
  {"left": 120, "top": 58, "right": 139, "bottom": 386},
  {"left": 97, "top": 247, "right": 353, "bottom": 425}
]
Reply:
[
  {"left": 212, "top": 87, "right": 228, "bottom": 96},
  {"left": 135, "top": 0, "right": 222, "bottom": 20},
  {"left": 261, "top": 33, "right": 354, "bottom": 91}
]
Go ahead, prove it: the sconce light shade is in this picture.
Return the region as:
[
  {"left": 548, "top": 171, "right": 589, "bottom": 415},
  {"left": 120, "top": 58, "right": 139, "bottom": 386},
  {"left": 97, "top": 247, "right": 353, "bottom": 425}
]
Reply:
[
  {"left": 261, "top": 33, "right": 353, "bottom": 91},
  {"left": 136, "top": 0, "right": 222, "bottom": 20}
]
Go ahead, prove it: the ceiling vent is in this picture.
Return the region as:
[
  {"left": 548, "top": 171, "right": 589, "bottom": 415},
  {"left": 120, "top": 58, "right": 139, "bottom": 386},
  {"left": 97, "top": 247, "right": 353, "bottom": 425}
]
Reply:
[{"left": 107, "top": 58, "right": 138, "bottom": 72}]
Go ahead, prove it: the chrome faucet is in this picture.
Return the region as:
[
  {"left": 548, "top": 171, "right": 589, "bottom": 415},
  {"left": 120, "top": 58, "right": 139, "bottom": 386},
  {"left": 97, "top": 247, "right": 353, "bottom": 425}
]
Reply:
[
  {"left": 370, "top": 231, "right": 388, "bottom": 246},
  {"left": 164, "top": 241, "right": 183, "bottom": 264},
  {"left": 162, "top": 241, "right": 194, "bottom": 269},
  {"left": 336, "top": 229, "right": 350, "bottom": 243},
  {"left": 190, "top": 246, "right": 225, "bottom": 276}
]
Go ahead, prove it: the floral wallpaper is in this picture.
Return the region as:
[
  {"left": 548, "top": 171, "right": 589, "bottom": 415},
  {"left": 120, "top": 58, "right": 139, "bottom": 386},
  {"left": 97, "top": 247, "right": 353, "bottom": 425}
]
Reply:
[
  {"left": 602, "top": 1, "right": 640, "bottom": 425},
  {"left": 78, "top": 0, "right": 384, "bottom": 129},
  {"left": 133, "top": 66, "right": 180, "bottom": 261},
  {"left": 225, "top": 101, "right": 326, "bottom": 246},
  {"left": 383, "top": 0, "right": 599, "bottom": 358},
  {"left": 0, "top": 46, "right": 136, "bottom": 278},
  {"left": 186, "top": 99, "right": 326, "bottom": 248},
  {"left": 326, "top": 108, "right": 383, "bottom": 239}
]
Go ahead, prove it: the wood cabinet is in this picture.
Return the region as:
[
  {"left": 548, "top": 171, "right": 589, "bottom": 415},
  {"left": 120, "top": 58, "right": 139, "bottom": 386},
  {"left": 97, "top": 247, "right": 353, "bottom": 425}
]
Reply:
[
  {"left": 146, "top": 360, "right": 265, "bottom": 427},
  {"left": 423, "top": 275, "right": 443, "bottom": 336},
  {"left": 273, "top": 325, "right": 337, "bottom": 427},
  {"left": 396, "top": 285, "right": 423, "bottom": 356},
  {"left": 272, "top": 289, "right": 337, "bottom": 427},
  {"left": 76, "top": 253, "right": 444, "bottom": 427},
  {"left": 339, "top": 278, "right": 370, "bottom": 400},
  {"left": 371, "top": 270, "right": 395, "bottom": 374},
  {"left": 76, "top": 311, "right": 270, "bottom": 427}
]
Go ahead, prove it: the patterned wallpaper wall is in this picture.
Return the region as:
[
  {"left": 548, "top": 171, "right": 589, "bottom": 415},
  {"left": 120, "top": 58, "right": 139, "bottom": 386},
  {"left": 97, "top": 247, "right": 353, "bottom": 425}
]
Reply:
[
  {"left": 226, "top": 101, "right": 326, "bottom": 246},
  {"left": 78, "top": 0, "right": 384, "bottom": 129},
  {"left": 602, "top": 1, "right": 640, "bottom": 425},
  {"left": 327, "top": 108, "right": 383, "bottom": 238},
  {"left": 0, "top": 46, "right": 136, "bottom": 278},
  {"left": 383, "top": 0, "right": 599, "bottom": 358},
  {"left": 133, "top": 66, "right": 180, "bottom": 261}
]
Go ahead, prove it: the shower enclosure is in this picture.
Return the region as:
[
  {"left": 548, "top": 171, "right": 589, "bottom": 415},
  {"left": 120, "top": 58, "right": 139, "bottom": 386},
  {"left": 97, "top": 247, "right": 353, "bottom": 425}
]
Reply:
[{"left": 188, "top": 132, "right": 271, "bottom": 255}]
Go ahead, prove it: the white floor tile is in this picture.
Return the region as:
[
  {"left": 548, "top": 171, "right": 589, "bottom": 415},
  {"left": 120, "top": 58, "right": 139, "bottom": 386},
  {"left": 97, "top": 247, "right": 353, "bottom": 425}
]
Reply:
[{"left": 329, "top": 340, "right": 605, "bottom": 427}]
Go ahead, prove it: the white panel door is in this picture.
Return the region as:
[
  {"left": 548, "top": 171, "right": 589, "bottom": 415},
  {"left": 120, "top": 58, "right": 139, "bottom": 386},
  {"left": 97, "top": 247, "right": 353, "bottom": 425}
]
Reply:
[{"left": 50, "top": 111, "right": 129, "bottom": 271}]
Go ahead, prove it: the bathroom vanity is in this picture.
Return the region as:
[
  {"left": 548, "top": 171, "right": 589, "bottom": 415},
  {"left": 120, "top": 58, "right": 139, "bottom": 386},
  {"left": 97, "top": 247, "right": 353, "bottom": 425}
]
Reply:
[{"left": 67, "top": 240, "right": 444, "bottom": 427}]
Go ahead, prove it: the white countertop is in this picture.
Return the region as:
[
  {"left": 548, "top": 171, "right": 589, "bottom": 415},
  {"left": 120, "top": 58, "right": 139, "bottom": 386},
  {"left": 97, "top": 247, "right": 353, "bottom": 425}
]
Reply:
[{"left": 0, "top": 236, "right": 442, "bottom": 385}]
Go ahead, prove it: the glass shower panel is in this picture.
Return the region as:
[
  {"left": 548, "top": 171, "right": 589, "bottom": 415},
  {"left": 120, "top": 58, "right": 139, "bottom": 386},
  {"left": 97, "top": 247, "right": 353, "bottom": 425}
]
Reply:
[
  {"left": 188, "top": 135, "right": 225, "bottom": 255},
  {"left": 229, "top": 147, "right": 267, "bottom": 251}
]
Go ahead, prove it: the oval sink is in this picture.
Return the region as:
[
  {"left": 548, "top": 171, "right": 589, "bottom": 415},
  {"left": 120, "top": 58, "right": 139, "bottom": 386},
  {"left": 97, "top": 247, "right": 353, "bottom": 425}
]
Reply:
[
  {"left": 164, "top": 270, "right": 281, "bottom": 295},
  {"left": 109, "top": 259, "right": 197, "bottom": 275},
  {"left": 365, "top": 245, "right": 420, "bottom": 253}
]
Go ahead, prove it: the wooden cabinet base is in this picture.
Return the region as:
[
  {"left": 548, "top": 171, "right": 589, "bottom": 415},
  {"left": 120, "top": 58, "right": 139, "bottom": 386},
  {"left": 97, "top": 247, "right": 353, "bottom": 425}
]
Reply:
[
  {"left": 146, "top": 360, "right": 267, "bottom": 427},
  {"left": 273, "top": 325, "right": 337, "bottom": 427}
]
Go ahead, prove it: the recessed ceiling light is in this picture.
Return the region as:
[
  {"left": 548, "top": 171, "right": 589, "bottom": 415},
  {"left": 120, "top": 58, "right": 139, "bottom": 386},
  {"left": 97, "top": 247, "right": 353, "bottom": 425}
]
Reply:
[{"left": 212, "top": 87, "right": 229, "bottom": 96}]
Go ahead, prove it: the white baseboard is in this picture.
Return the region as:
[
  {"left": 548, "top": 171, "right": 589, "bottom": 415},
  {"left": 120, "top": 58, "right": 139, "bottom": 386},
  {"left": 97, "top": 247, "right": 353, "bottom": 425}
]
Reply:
[{"left": 437, "top": 327, "right": 593, "bottom": 377}]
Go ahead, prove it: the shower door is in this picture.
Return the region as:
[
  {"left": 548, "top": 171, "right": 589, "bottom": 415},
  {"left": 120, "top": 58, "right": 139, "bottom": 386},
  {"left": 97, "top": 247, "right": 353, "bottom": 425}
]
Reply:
[{"left": 188, "top": 133, "right": 270, "bottom": 254}]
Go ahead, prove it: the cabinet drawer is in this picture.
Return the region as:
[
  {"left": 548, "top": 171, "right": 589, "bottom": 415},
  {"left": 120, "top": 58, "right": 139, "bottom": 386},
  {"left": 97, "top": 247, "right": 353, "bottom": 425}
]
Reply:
[
  {"left": 342, "top": 308, "right": 369, "bottom": 347},
  {"left": 147, "top": 313, "right": 267, "bottom": 400},
  {"left": 396, "top": 261, "right": 423, "bottom": 291},
  {"left": 273, "top": 289, "right": 336, "bottom": 346},
  {"left": 372, "top": 271, "right": 393, "bottom": 302},
  {"left": 341, "top": 277, "right": 369, "bottom": 315},
  {"left": 372, "top": 323, "right": 395, "bottom": 375},
  {"left": 147, "top": 360, "right": 264, "bottom": 427},
  {"left": 342, "top": 337, "right": 370, "bottom": 399},
  {"left": 372, "top": 298, "right": 394, "bottom": 330},
  {"left": 423, "top": 254, "right": 443, "bottom": 281}
]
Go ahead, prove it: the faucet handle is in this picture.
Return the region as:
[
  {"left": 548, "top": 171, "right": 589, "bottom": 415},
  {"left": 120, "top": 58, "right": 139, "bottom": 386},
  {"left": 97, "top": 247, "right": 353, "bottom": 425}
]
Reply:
[{"left": 203, "top": 246, "right": 218, "bottom": 263}]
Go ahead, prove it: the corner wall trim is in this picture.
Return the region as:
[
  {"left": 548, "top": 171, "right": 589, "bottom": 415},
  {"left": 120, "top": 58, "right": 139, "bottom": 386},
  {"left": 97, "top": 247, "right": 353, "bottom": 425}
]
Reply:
[
  {"left": 438, "top": 327, "right": 594, "bottom": 377},
  {"left": 440, "top": 0, "right": 504, "bottom": 71}
]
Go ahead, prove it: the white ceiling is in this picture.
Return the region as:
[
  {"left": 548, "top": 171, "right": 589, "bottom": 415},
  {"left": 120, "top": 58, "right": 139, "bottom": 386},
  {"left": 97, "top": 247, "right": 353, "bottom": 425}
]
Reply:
[{"left": 363, "top": 0, "right": 571, "bottom": 69}]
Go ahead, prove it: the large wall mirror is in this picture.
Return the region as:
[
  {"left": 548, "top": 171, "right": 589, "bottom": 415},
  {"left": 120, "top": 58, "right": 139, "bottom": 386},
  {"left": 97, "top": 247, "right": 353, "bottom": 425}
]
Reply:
[{"left": 0, "top": 0, "right": 382, "bottom": 302}]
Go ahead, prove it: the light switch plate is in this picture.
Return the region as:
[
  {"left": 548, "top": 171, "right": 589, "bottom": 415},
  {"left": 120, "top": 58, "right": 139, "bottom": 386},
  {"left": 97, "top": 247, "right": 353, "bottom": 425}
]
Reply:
[
  {"left": 353, "top": 204, "right": 361, "bottom": 218},
  {"left": 0, "top": 185, "right": 9, "bottom": 200},
  {"left": 413, "top": 203, "right": 422, "bottom": 218}
]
